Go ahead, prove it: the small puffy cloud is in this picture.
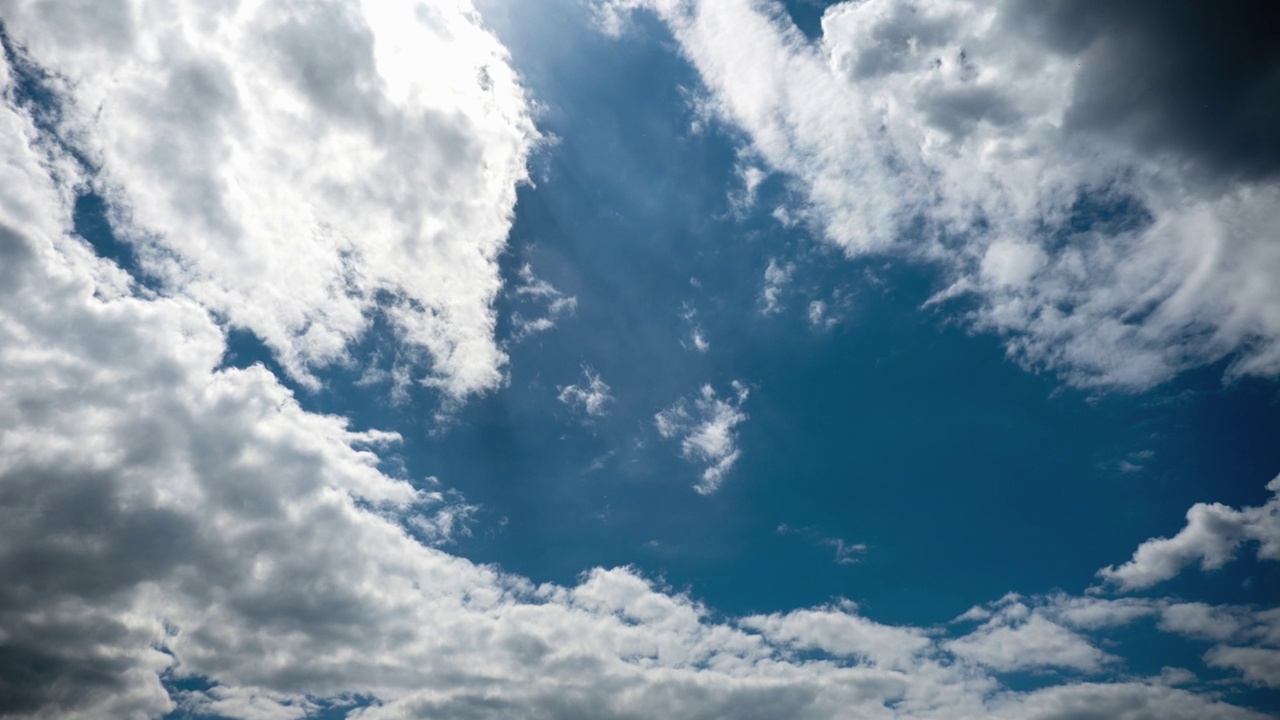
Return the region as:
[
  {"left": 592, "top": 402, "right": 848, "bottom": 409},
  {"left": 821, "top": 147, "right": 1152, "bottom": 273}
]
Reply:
[
  {"left": 759, "top": 258, "right": 795, "bottom": 315},
  {"left": 557, "top": 366, "right": 613, "bottom": 418},
  {"left": 1098, "top": 475, "right": 1280, "bottom": 591},
  {"left": 655, "top": 381, "right": 749, "bottom": 494},
  {"left": 510, "top": 264, "right": 579, "bottom": 341}
]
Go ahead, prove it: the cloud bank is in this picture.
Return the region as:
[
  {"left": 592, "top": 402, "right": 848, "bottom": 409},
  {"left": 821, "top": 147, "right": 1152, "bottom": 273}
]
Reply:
[{"left": 3, "top": 2, "right": 1280, "bottom": 719}]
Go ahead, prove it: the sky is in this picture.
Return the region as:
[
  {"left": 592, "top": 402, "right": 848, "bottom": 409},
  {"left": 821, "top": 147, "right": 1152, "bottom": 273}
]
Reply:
[{"left": 1, "top": 0, "right": 1279, "bottom": 718}]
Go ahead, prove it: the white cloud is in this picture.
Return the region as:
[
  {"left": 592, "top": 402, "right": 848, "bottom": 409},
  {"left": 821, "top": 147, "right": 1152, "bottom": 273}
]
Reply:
[
  {"left": 1097, "top": 475, "right": 1280, "bottom": 591},
  {"left": 5, "top": 5, "right": 1280, "bottom": 720},
  {"left": 600, "top": 0, "right": 1280, "bottom": 391},
  {"left": 729, "top": 162, "right": 768, "bottom": 214},
  {"left": 742, "top": 603, "right": 932, "bottom": 670},
  {"left": 760, "top": 258, "right": 795, "bottom": 315},
  {"left": 1, "top": 0, "right": 539, "bottom": 398},
  {"left": 946, "top": 599, "right": 1115, "bottom": 673},
  {"left": 510, "top": 263, "right": 578, "bottom": 341},
  {"left": 558, "top": 366, "right": 613, "bottom": 418},
  {"left": 655, "top": 381, "right": 749, "bottom": 494},
  {"left": 777, "top": 524, "right": 867, "bottom": 565},
  {"left": 1206, "top": 646, "right": 1280, "bottom": 689}
]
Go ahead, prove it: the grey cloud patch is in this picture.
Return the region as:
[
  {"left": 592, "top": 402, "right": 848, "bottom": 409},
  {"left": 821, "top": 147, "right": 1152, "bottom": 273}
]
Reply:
[
  {"left": 1008, "top": 0, "right": 1280, "bottom": 182},
  {"left": 918, "top": 85, "right": 1020, "bottom": 138}
]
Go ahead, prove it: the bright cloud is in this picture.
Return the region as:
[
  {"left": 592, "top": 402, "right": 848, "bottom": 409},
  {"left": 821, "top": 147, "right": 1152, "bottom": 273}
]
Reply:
[
  {"left": 600, "top": 0, "right": 1280, "bottom": 392},
  {"left": 558, "top": 366, "right": 613, "bottom": 418},
  {"left": 1, "top": 0, "right": 538, "bottom": 397},
  {"left": 4, "top": 2, "right": 1280, "bottom": 719},
  {"left": 1098, "top": 475, "right": 1280, "bottom": 591},
  {"left": 760, "top": 258, "right": 795, "bottom": 315},
  {"left": 655, "top": 381, "right": 749, "bottom": 494},
  {"left": 510, "top": 263, "right": 579, "bottom": 341}
]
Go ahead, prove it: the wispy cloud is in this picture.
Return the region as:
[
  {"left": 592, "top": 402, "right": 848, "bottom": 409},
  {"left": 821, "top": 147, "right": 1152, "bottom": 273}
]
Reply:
[
  {"left": 605, "top": 0, "right": 1280, "bottom": 391},
  {"left": 655, "top": 381, "right": 750, "bottom": 493},
  {"left": 558, "top": 366, "right": 613, "bottom": 418},
  {"left": 778, "top": 524, "right": 867, "bottom": 565},
  {"left": 510, "top": 263, "right": 578, "bottom": 341},
  {"left": 759, "top": 258, "right": 794, "bottom": 315}
]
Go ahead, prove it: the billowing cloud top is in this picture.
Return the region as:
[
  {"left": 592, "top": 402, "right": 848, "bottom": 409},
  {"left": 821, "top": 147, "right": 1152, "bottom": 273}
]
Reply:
[{"left": 601, "top": 0, "right": 1280, "bottom": 391}]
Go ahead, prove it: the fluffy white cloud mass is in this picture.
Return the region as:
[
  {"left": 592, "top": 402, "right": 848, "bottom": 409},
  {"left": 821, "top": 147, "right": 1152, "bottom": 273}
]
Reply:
[
  {"left": 0, "top": 0, "right": 538, "bottom": 396},
  {"left": 4, "top": 3, "right": 1280, "bottom": 720},
  {"left": 599, "top": 0, "right": 1280, "bottom": 391}
]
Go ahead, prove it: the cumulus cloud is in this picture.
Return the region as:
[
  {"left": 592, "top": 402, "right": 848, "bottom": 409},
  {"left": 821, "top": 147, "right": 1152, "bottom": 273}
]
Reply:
[
  {"left": 946, "top": 597, "right": 1115, "bottom": 673},
  {"left": 655, "top": 381, "right": 749, "bottom": 494},
  {"left": 557, "top": 366, "right": 613, "bottom": 418},
  {"left": 1206, "top": 646, "right": 1280, "bottom": 689},
  {"left": 599, "top": 0, "right": 1280, "bottom": 391},
  {"left": 1098, "top": 475, "right": 1280, "bottom": 591},
  {"left": 0, "top": 0, "right": 539, "bottom": 397},
  {"left": 6, "top": 4, "right": 1280, "bottom": 720}
]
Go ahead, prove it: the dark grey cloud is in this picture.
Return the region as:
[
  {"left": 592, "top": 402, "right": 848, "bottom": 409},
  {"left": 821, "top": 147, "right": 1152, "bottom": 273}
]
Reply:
[{"left": 1008, "top": 0, "right": 1280, "bottom": 182}]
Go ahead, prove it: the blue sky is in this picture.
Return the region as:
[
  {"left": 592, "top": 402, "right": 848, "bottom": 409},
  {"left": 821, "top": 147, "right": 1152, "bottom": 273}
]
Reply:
[{"left": 2, "top": 1, "right": 1280, "bottom": 719}]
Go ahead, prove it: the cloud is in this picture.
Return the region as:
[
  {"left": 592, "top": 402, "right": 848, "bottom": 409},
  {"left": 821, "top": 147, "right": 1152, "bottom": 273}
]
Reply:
[
  {"left": 946, "top": 597, "right": 1115, "bottom": 673},
  {"left": 600, "top": 0, "right": 1280, "bottom": 391},
  {"left": 1097, "top": 475, "right": 1280, "bottom": 591},
  {"left": 510, "top": 263, "right": 578, "bottom": 341},
  {"left": 5, "top": 4, "right": 1280, "bottom": 720},
  {"left": 558, "top": 366, "right": 613, "bottom": 418},
  {"left": 655, "top": 381, "right": 749, "bottom": 494},
  {"left": 1002, "top": 0, "right": 1280, "bottom": 183},
  {"left": 742, "top": 602, "right": 932, "bottom": 670},
  {"left": 1206, "top": 646, "right": 1280, "bottom": 689},
  {"left": 678, "top": 303, "right": 711, "bottom": 352},
  {"left": 0, "top": 0, "right": 538, "bottom": 398},
  {"left": 777, "top": 524, "right": 867, "bottom": 565},
  {"left": 759, "top": 258, "right": 794, "bottom": 315}
]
